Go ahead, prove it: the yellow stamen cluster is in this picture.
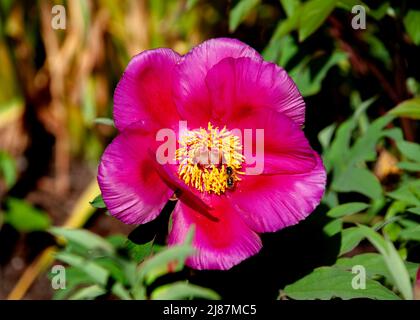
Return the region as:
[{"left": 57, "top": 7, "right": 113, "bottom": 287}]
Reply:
[{"left": 175, "top": 123, "right": 244, "bottom": 195}]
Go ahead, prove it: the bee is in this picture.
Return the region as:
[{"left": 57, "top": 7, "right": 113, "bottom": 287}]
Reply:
[
  {"left": 226, "top": 166, "right": 233, "bottom": 176},
  {"left": 227, "top": 176, "right": 235, "bottom": 189},
  {"left": 226, "top": 166, "right": 235, "bottom": 189}
]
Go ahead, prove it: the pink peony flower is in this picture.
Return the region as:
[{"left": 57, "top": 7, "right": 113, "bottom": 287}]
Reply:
[{"left": 98, "top": 38, "right": 326, "bottom": 270}]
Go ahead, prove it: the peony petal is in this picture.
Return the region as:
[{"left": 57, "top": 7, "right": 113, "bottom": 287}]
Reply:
[
  {"left": 231, "top": 110, "right": 317, "bottom": 175},
  {"left": 174, "top": 38, "right": 263, "bottom": 128},
  {"left": 147, "top": 153, "right": 216, "bottom": 221},
  {"left": 114, "top": 48, "right": 181, "bottom": 131},
  {"left": 98, "top": 124, "right": 173, "bottom": 224},
  {"left": 230, "top": 152, "right": 326, "bottom": 233},
  {"left": 205, "top": 57, "right": 305, "bottom": 127},
  {"left": 168, "top": 197, "right": 262, "bottom": 270}
]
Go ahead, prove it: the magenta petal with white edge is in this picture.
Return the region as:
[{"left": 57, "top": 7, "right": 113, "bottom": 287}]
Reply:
[
  {"left": 98, "top": 125, "right": 173, "bottom": 224},
  {"left": 205, "top": 57, "right": 306, "bottom": 127},
  {"left": 174, "top": 38, "right": 263, "bottom": 128},
  {"left": 229, "top": 152, "right": 326, "bottom": 233},
  {"left": 113, "top": 48, "right": 181, "bottom": 131},
  {"left": 168, "top": 198, "right": 262, "bottom": 270}
]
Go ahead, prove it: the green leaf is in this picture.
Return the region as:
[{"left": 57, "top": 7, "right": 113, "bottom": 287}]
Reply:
[
  {"left": 263, "top": 34, "right": 297, "bottom": 66},
  {"left": 323, "top": 218, "right": 342, "bottom": 237},
  {"left": 336, "top": 253, "right": 390, "bottom": 279},
  {"left": 387, "top": 180, "right": 420, "bottom": 207},
  {"left": 55, "top": 252, "right": 109, "bottom": 286},
  {"left": 339, "top": 227, "right": 366, "bottom": 255},
  {"left": 151, "top": 281, "right": 220, "bottom": 300},
  {"left": 332, "top": 167, "right": 382, "bottom": 199},
  {"left": 229, "top": 0, "right": 260, "bottom": 32},
  {"left": 396, "top": 140, "right": 420, "bottom": 162},
  {"left": 4, "top": 198, "right": 51, "bottom": 232},
  {"left": 284, "top": 266, "right": 400, "bottom": 300},
  {"left": 138, "top": 245, "right": 195, "bottom": 285},
  {"left": 368, "top": 2, "right": 389, "bottom": 20},
  {"left": 280, "top": 0, "right": 300, "bottom": 17},
  {"left": 336, "top": 0, "right": 366, "bottom": 11},
  {"left": 404, "top": 10, "right": 420, "bottom": 45},
  {"left": 186, "top": 0, "right": 200, "bottom": 10},
  {"left": 68, "top": 285, "right": 106, "bottom": 300},
  {"left": 357, "top": 225, "right": 413, "bottom": 300},
  {"left": 0, "top": 151, "right": 17, "bottom": 187},
  {"left": 322, "top": 96, "right": 374, "bottom": 173},
  {"left": 298, "top": 0, "right": 337, "bottom": 42},
  {"left": 397, "top": 162, "right": 420, "bottom": 172},
  {"left": 95, "top": 256, "right": 128, "bottom": 285},
  {"left": 318, "top": 123, "right": 336, "bottom": 151},
  {"left": 323, "top": 119, "right": 354, "bottom": 173},
  {"left": 50, "top": 266, "right": 94, "bottom": 300},
  {"left": 111, "top": 282, "right": 132, "bottom": 300},
  {"left": 94, "top": 117, "right": 115, "bottom": 127},
  {"left": 89, "top": 194, "right": 106, "bottom": 209},
  {"left": 289, "top": 51, "right": 347, "bottom": 97},
  {"left": 126, "top": 239, "right": 154, "bottom": 263},
  {"left": 49, "top": 227, "right": 114, "bottom": 254},
  {"left": 106, "top": 234, "right": 128, "bottom": 248},
  {"left": 408, "top": 207, "right": 420, "bottom": 215},
  {"left": 399, "top": 225, "right": 420, "bottom": 242},
  {"left": 327, "top": 202, "right": 370, "bottom": 218},
  {"left": 337, "top": 252, "right": 419, "bottom": 285},
  {"left": 348, "top": 114, "right": 393, "bottom": 165},
  {"left": 271, "top": 12, "right": 300, "bottom": 40},
  {"left": 389, "top": 98, "right": 420, "bottom": 120}
]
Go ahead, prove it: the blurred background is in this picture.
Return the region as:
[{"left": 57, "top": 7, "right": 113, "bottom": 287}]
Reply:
[{"left": 0, "top": 0, "right": 419, "bottom": 300}]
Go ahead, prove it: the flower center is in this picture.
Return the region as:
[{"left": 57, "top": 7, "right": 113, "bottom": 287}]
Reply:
[{"left": 175, "top": 123, "right": 244, "bottom": 195}]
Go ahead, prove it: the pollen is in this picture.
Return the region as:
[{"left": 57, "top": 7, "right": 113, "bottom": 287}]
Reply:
[{"left": 175, "top": 123, "right": 245, "bottom": 195}]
